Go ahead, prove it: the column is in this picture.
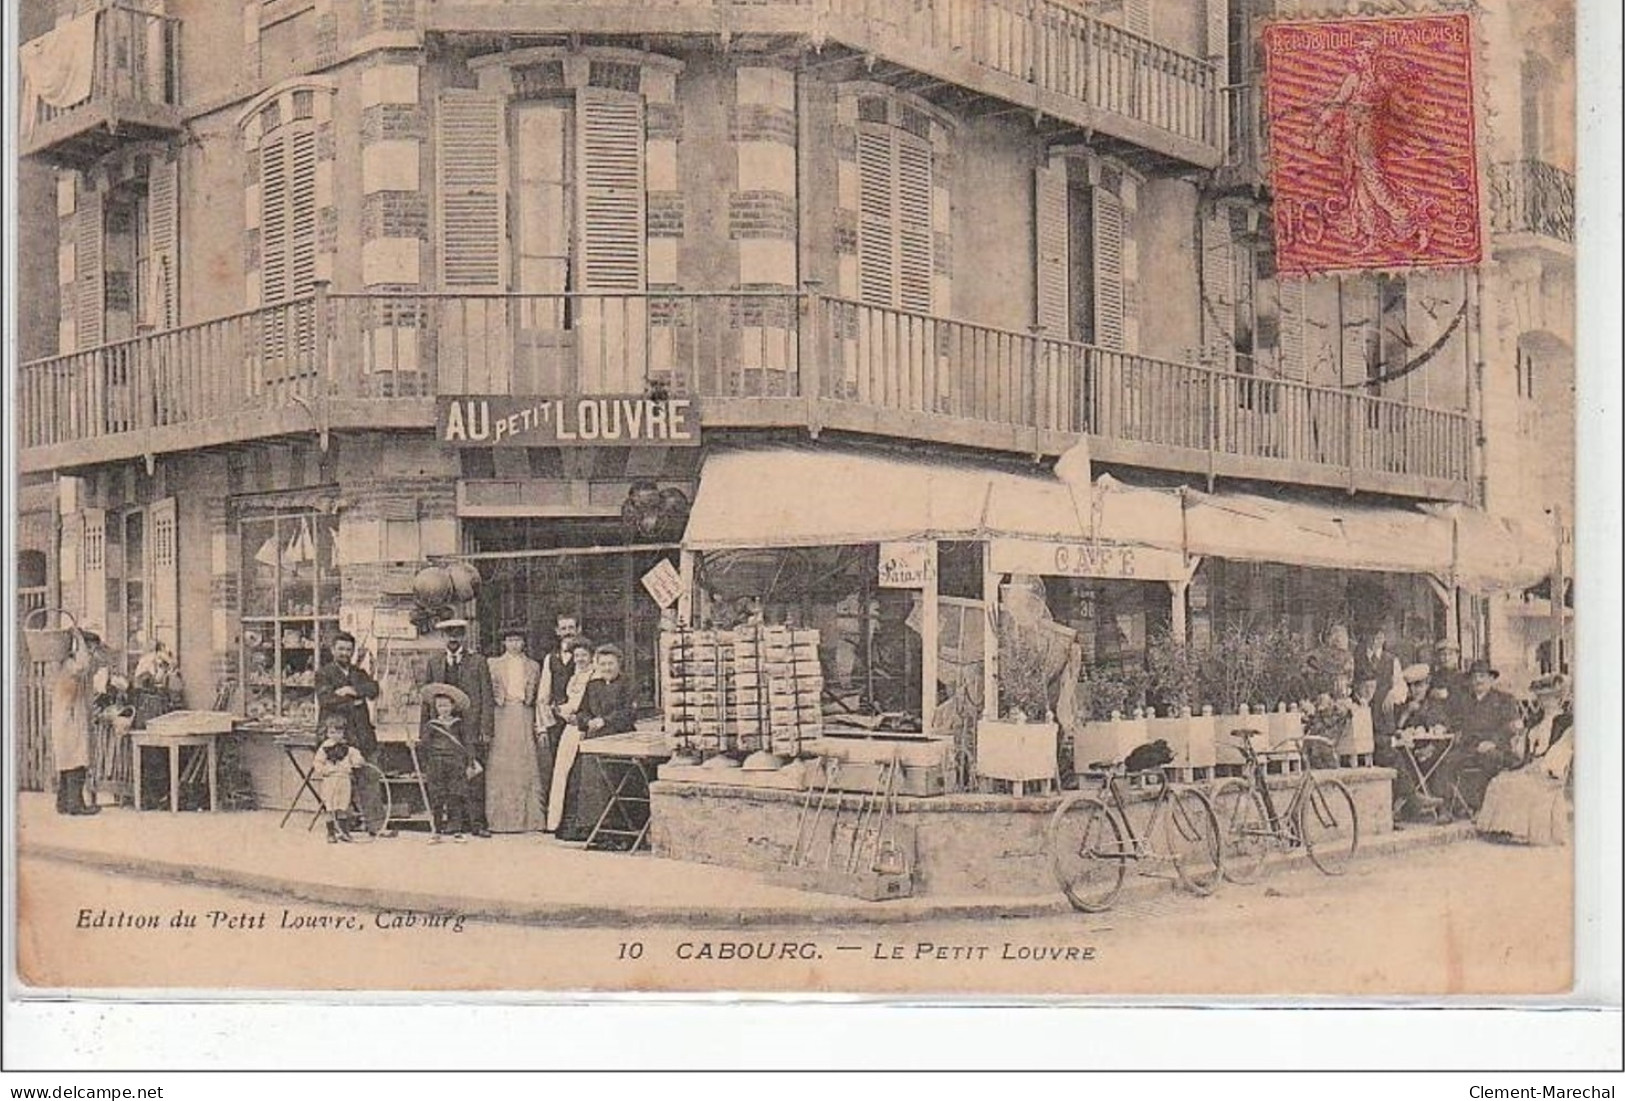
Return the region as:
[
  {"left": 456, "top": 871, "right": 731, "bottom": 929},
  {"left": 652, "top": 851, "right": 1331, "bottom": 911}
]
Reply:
[
  {"left": 732, "top": 66, "right": 799, "bottom": 397},
  {"left": 360, "top": 58, "right": 428, "bottom": 390}
]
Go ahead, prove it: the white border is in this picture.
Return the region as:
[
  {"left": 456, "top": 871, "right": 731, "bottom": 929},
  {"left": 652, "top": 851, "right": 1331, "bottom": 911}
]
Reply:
[{"left": 3, "top": 0, "right": 1620, "bottom": 1071}]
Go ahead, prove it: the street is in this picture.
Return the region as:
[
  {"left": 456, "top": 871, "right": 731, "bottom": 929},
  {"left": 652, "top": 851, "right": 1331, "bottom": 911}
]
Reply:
[{"left": 16, "top": 837, "right": 1572, "bottom": 996}]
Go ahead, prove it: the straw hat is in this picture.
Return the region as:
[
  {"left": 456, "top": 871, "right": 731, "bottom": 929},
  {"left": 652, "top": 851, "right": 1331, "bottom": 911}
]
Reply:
[
  {"left": 421, "top": 682, "right": 471, "bottom": 711},
  {"left": 1402, "top": 663, "right": 1432, "bottom": 685}
]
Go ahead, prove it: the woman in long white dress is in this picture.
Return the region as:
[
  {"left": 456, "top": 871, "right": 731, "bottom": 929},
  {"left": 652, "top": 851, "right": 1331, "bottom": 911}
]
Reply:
[
  {"left": 484, "top": 627, "right": 547, "bottom": 833},
  {"left": 1476, "top": 674, "right": 1572, "bottom": 846}
]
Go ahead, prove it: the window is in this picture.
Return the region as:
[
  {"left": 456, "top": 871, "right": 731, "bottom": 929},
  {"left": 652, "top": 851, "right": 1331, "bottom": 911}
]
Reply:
[
  {"left": 856, "top": 96, "right": 936, "bottom": 314},
  {"left": 65, "top": 155, "right": 177, "bottom": 352},
  {"left": 437, "top": 86, "right": 646, "bottom": 296},
  {"left": 239, "top": 511, "right": 339, "bottom": 724}
]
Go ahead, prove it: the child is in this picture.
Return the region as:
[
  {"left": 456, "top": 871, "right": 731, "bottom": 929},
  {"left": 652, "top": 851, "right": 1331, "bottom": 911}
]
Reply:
[
  {"left": 416, "top": 683, "right": 477, "bottom": 844},
  {"left": 311, "top": 714, "right": 366, "bottom": 843}
]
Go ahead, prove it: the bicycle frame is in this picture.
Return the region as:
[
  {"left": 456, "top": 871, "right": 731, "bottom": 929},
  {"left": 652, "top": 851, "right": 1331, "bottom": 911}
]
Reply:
[
  {"left": 1084, "top": 768, "right": 1191, "bottom": 864},
  {"left": 1237, "top": 738, "right": 1320, "bottom": 844}
]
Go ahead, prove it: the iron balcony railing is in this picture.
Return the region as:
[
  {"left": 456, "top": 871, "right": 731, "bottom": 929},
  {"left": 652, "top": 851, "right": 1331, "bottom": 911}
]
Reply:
[
  {"left": 17, "top": 289, "right": 1473, "bottom": 493},
  {"left": 1489, "top": 159, "right": 1576, "bottom": 245}
]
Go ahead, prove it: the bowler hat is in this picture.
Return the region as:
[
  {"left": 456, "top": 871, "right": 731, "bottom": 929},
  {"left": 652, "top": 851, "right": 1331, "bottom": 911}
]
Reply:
[{"left": 1466, "top": 659, "right": 1499, "bottom": 679}]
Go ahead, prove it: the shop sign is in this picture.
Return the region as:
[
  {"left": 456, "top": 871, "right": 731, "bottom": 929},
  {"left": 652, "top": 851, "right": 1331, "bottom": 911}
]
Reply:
[
  {"left": 640, "top": 559, "right": 686, "bottom": 609},
  {"left": 878, "top": 541, "right": 935, "bottom": 588},
  {"left": 436, "top": 395, "right": 699, "bottom": 447},
  {"left": 990, "top": 538, "right": 1187, "bottom": 582}
]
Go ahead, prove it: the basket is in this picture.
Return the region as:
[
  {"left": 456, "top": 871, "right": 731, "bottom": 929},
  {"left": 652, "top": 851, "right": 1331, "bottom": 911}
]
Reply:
[{"left": 22, "top": 607, "right": 77, "bottom": 664}]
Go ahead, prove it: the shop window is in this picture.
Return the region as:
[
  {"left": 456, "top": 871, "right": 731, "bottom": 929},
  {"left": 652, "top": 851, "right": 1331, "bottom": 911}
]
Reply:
[{"left": 239, "top": 511, "right": 339, "bottom": 724}]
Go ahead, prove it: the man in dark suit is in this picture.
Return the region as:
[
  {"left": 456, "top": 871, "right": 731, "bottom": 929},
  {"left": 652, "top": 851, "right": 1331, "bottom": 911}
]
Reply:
[
  {"left": 314, "top": 631, "right": 389, "bottom": 836},
  {"left": 423, "top": 618, "right": 496, "bottom": 837}
]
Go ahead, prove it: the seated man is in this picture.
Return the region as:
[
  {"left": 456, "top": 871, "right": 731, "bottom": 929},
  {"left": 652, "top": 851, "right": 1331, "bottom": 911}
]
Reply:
[
  {"left": 1434, "top": 659, "right": 1524, "bottom": 817},
  {"left": 1387, "top": 663, "right": 1449, "bottom": 820}
]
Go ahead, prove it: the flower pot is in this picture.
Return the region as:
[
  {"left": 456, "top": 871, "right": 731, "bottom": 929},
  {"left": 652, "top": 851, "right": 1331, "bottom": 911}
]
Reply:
[
  {"left": 1074, "top": 712, "right": 1149, "bottom": 772},
  {"left": 976, "top": 719, "right": 1059, "bottom": 784}
]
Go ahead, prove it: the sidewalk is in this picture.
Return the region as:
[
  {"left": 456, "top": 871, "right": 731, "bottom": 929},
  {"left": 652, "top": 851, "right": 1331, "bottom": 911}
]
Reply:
[{"left": 15, "top": 793, "right": 1476, "bottom": 928}]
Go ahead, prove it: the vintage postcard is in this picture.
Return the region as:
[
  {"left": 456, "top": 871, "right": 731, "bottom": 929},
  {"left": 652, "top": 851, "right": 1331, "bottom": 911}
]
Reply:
[{"left": 8, "top": 0, "right": 1582, "bottom": 999}]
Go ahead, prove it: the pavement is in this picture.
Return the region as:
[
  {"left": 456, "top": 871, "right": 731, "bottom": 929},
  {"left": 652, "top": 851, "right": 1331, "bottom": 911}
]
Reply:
[{"left": 14, "top": 792, "right": 1478, "bottom": 928}]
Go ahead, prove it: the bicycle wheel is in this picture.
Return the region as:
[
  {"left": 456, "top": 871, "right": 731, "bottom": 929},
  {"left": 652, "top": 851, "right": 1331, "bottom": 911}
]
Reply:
[
  {"left": 1299, "top": 777, "right": 1359, "bottom": 876},
  {"left": 1211, "top": 778, "right": 1272, "bottom": 884},
  {"left": 1165, "top": 787, "right": 1223, "bottom": 895},
  {"left": 1048, "top": 796, "right": 1128, "bottom": 913}
]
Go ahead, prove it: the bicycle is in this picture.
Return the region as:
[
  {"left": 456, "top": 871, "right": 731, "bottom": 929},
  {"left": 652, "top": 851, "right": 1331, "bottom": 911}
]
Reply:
[
  {"left": 1210, "top": 730, "right": 1360, "bottom": 883},
  {"left": 1047, "top": 758, "right": 1224, "bottom": 913}
]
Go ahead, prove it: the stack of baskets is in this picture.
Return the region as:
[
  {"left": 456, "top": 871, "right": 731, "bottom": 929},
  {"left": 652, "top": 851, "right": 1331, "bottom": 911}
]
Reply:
[{"left": 660, "top": 626, "right": 825, "bottom": 759}]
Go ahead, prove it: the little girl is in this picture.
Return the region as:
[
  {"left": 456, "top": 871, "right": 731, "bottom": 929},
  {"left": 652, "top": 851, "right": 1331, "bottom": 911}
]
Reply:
[{"left": 311, "top": 713, "right": 366, "bottom": 843}]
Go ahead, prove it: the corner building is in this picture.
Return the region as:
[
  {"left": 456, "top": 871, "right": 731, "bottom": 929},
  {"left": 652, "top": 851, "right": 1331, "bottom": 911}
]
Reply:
[{"left": 14, "top": 0, "right": 1565, "bottom": 800}]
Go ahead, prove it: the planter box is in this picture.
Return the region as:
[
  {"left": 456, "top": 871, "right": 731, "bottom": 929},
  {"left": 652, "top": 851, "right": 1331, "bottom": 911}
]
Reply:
[
  {"left": 976, "top": 719, "right": 1059, "bottom": 784},
  {"left": 1074, "top": 714, "right": 1149, "bottom": 771},
  {"left": 1335, "top": 707, "right": 1376, "bottom": 757}
]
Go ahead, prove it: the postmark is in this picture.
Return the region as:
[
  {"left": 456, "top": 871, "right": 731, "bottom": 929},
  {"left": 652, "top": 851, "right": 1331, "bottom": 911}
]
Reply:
[{"left": 1263, "top": 13, "right": 1483, "bottom": 274}]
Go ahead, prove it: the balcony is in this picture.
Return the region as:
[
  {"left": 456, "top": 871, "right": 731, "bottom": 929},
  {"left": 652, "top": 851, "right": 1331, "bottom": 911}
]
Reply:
[
  {"left": 1212, "top": 81, "right": 1266, "bottom": 192},
  {"left": 18, "top": 5, "right": 182, "bottom": 168},
  {"left": 1489, "top": 159, "right": 1575, "bottom": 254},
  {"left": 426, "top": 0, "right": 1221, "bottom": 168},
  {"left": 16, "top": 291, "right": 1473, "bottom": 501}
]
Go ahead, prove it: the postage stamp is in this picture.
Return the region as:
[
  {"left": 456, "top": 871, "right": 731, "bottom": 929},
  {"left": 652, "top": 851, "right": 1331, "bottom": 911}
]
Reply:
[{"left": 1263, "top": 13, "right": 1483, "bottom": 275}]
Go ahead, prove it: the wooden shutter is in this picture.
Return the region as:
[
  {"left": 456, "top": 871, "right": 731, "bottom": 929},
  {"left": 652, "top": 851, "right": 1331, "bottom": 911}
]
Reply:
[
  {"left": 857, "top": 126, "right": 896, "bottom": 308},
  {"left": 261, "top": 136, "right": 289, "bottom": 305},
  {"left": 81, "top": 507, "right": 108, "bottom": 635},
  {"left": 1201, "top": 209, "right": 1233, "bottom": 369},
  {"left": 1125, "top": 0, "right": 1152, "bottom": 38},
  {"left": 289, "top": 128, "right": 318, "bottom": 298},
  {"left": 147, "top": 156, "right": 179, "bottom": 329},
  {"left": 437, "top": 90, "right": 508, "bottom": 290},
  {"left": 1278, "top": 278, "right": 1306, "bottom": 382},
  {"left": 577, "top": 87, "right": 645, "bottom": 291},
  {"left": 1092, "top": 188, "right": 1126, "bottom": 352},
  {"left": 149, "top": 497, "right": 179, "bottom": 654},
  {"left": 1035, "top": 161, "right": 1071, "bottom": 337},
  {"left": 75, "top": 188, "right": 105, "bottom": 349},
  {"left": 896, "top": 134, "right": 933, "bottom": 314}
]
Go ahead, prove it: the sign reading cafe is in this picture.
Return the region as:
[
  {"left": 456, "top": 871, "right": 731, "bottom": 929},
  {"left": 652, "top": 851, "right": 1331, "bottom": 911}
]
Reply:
[{"left": 437, "top": 395, "right": 700, "bottom": 448}]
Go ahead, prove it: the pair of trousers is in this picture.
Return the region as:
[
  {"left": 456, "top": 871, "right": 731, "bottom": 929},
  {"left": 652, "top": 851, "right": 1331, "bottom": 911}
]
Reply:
[{"left": 424, "top": 753, "right": 473, "bottom": 835}]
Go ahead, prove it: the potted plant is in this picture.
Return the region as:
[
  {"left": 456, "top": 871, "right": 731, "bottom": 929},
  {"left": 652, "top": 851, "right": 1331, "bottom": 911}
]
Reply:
[
  {"left": 1143, "top": 629, "right": 1216, "bottom": 774},
  {"left": 976, "top": 615, "right": 1063, "bottom": 788},
  {"left": 1073, "top": 662, "right": 1150, "bottom": 773}
]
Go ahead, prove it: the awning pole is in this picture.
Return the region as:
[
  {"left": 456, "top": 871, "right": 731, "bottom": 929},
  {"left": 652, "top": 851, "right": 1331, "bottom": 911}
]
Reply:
[
  {"left": 982, "top": 541, "right": 999, "bottom": 724},
  {"left": 921, "top": 541, "right": 940, "bottom": 735}
]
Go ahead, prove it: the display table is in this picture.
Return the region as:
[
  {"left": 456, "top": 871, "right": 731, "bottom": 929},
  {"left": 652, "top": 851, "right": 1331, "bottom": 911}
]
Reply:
[
  {"left": 131, "top": 711, "right": 238, "bottom": 813},
  {"left": 577, "top": 730, "right": 672, "bottom": 852}
]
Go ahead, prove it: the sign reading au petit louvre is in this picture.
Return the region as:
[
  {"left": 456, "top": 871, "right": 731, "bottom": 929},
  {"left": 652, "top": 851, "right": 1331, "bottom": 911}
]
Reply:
[{"left": 436, "top": 395, "right": 700, "bottom": 447}]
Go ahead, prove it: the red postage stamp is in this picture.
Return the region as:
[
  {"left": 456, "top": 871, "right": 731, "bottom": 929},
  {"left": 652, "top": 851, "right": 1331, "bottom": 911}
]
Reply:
[{"left": 1263, "top": 13, "right": 1482, "bottom": 275}]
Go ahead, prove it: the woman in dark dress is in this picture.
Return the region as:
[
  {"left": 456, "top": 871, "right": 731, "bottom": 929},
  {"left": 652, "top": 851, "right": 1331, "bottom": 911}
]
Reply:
[{"left": 555, "top": 644, "right": 638, "bottom": 841}]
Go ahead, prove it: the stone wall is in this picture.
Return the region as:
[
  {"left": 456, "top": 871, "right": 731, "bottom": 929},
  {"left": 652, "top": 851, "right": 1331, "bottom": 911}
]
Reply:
[{"left": 651, "top": 769, "right": 1395, "bottom": 898}]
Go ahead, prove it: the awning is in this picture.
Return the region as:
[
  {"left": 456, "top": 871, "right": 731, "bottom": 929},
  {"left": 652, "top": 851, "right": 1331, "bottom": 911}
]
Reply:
[
  {"left": 1182, "top": 490, "right": 1455, "bottom": 576},
  {"left": 1423, "top": 504, "right": 1558, "bottom": 593},
  {"left": 682, "top": 445, "right": 1185, "bottom": 558}
]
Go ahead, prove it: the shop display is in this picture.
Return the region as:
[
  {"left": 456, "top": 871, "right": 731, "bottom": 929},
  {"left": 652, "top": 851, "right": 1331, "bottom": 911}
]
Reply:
[{"left": 660, "top": 625, "right": 824, "bottom": 761}]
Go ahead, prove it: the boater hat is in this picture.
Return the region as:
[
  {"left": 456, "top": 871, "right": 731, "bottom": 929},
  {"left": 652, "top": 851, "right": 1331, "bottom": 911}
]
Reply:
[
  {"left": 433, "top": 617, "right": 470, "bottom": 631},
  {"left": 1529, "top": 673, "right": 1569, "bottom": 697},
  {"left": 422, "top": 682, "right": 472, "bottom": 711},
  {"left": 1402, "top": 663, "right": 1432, "bottom": 685}
]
